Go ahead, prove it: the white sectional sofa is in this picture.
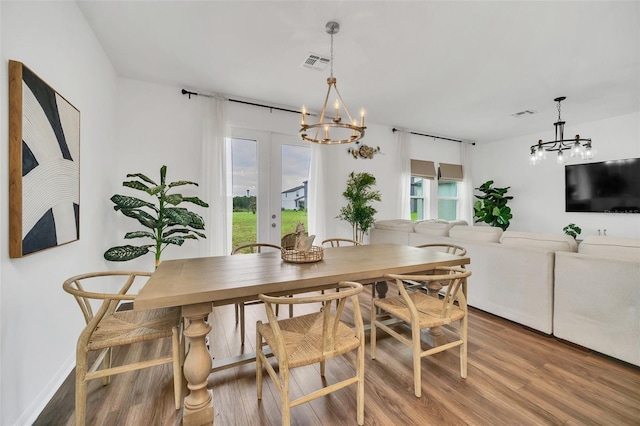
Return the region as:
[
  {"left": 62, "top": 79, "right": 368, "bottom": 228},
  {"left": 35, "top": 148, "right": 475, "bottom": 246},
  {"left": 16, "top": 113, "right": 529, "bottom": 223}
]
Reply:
[
  {"left": 370, "top": 219, "right": 640, "bottom": 366},
  {"left": 554, "top": 236, "right": 640, "bottom": 366}
]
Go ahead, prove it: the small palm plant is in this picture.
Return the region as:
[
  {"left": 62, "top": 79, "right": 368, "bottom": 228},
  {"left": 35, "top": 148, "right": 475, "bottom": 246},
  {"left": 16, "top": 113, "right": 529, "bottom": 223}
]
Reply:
[
  {"left": 337, "top": 172, "right": 382, "bottom": 242},
  {"left": 104, "top": 165, "right": 209, "bottom": 268}
]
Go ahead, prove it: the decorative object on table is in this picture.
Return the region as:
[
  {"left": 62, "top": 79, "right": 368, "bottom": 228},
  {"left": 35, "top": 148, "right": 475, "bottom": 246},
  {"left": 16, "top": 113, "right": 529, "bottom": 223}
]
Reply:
[
  {"left": 562, "top": 223, "right": 582, "bottom": 240},
  {"left": 299, "top": 21, "right": 366, "bottom": 145},
  {"left": 529, "top": 96, "right": 593, "bottom": 165},
  {"left": 281, "top": 222, "right": 323, "bottom": 263},
  {"left": 103, "top": 165, "right": 209, "bottom": 268},
  {"left": 8, "top": 60, "right": 80, "bottom": 258},
  {"left": 473, "top": 180, "right": 513, "bottom": 231},
  {"left": 337, "top": 172, "right": 381, "bottom": 242},
  {"left": 347, "top": 142, "right": 381, "bottom": 159}
]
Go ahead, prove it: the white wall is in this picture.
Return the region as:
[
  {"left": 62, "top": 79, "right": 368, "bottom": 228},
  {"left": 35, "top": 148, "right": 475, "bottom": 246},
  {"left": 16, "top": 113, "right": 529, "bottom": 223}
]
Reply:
[
  {"left": 472, "top": 111, "right": 640, "bottom": 239},
  {"left": 0, "top": 2, "right": 118, "bottom": 424}
]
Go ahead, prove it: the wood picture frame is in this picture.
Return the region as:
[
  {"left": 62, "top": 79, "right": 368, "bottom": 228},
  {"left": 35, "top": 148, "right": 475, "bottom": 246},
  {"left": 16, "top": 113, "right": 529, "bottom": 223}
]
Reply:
[{"left": 8, "top": 60, "right": 80, "bottom": 258}]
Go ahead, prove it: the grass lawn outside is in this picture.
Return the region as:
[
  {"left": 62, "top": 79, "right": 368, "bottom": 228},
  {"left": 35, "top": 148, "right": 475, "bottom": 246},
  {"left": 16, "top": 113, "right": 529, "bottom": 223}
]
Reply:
[{"left": 232, "top": 210, "right": 308, "bottom": 249}]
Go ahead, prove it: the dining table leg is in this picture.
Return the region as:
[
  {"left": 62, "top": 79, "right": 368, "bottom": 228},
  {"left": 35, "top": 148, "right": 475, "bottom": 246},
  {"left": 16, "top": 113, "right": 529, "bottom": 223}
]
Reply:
[{"left": 182, "top": 303, "right": 214, "bottom": 425}]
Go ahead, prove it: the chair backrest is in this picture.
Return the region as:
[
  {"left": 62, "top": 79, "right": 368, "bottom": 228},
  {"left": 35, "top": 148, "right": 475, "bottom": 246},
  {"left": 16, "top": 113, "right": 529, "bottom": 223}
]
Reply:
[
  {"left": 416, "top": 243, "right": 467, "bottom": 257},
  {"left": 386, "top": 267, "right": 471, "bottom": 318},
  {"left": 62, "top": 271, "right": 152, "bottom": 325},
  {"left": 232, "top": 242, "right": 281, "bottom": 255},
  {"left": 321, "top": 238, "right": 362, "bottom": 248},
  {"left": 258, "top": 281, "right": 364, "bottom": 362}
]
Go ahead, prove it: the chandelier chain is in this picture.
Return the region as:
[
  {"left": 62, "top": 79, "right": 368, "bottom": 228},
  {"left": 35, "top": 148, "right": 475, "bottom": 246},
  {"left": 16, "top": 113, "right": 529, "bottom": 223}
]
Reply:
[{"left": 330, "top": 31, "right": 334, "bottom": 78}]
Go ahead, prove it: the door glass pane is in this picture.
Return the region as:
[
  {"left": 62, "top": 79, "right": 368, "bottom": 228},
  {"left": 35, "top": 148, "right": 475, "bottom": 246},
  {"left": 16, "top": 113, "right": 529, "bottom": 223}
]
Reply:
[
  {"left": 280, "top": 144, "right": 310, "bottom": 237},
  {"left": 231, "top": 138, "right": 257, "bottom": 249}
]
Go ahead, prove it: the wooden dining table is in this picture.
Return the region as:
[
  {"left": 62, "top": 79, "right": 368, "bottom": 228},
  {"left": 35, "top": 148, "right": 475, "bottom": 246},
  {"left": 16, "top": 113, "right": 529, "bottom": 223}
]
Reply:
[{"left": 135, "top": 243, "right": 470, "bottom": 425}]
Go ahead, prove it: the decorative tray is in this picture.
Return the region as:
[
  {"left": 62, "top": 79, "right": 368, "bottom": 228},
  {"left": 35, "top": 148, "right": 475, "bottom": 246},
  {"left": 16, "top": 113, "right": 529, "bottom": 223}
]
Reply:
[{"left": 281, "top": 246, "right": 324, "bottom": 263}]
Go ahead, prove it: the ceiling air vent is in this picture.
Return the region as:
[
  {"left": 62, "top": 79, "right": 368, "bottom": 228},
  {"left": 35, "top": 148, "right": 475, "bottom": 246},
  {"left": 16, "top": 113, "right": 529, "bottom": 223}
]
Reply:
[
  {"left": 301, "top": 53, "right": 330, "bottom": 71},
  {"left": 512, "top": 110, "right": 535, "bottom": 117}
]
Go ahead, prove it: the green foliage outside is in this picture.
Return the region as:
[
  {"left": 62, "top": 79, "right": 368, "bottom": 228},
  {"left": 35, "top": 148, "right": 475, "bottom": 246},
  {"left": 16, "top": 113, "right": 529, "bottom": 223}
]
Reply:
[{"left": 232, "top": 210, "right": 307, "bottom": 249}]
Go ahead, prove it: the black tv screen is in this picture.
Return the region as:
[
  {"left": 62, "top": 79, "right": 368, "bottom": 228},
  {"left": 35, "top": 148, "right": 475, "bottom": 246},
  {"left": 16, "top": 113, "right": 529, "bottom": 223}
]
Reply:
[{"left": 565, "top": 158, "right": 640, "bottom": 213}]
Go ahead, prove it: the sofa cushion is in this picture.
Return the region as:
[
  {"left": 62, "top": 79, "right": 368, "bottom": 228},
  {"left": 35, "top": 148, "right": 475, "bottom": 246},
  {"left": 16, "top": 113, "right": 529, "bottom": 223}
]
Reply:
[
  {"left": 413, "top": 221, "right": 453, "bottom": 236},
  {"left": 500, "top": 231, "right": 578, "bottom": 252},
  {"left": 373, "top": 219, "right": 415, "bottom": 232},
  {"left": 448, "top": 225, "right": 503, "bottom": 242},
  {"left": 578, "top": 236, "right": 640, "bottom": 261}
]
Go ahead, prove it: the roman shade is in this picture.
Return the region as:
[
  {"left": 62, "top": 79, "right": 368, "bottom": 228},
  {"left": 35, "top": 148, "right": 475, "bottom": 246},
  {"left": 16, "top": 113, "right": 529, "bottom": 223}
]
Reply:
[
  {"left": 411, "top": 160, "right": 436, "bottom": 179},
  {"left": 438, "top": 163, "right": 464, "bottom": 181}
]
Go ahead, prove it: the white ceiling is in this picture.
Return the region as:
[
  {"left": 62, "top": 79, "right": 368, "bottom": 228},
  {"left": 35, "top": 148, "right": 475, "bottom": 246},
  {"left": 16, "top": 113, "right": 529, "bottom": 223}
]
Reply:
[{"left": 77, "top": 1, "right": 639, "bottom": 144}]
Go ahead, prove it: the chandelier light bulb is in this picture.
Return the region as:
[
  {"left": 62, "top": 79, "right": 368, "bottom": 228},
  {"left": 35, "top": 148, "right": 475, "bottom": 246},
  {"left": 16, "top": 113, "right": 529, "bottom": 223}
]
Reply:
[{"left": 557, "top": 150, "right": 565, "bottom": 164}]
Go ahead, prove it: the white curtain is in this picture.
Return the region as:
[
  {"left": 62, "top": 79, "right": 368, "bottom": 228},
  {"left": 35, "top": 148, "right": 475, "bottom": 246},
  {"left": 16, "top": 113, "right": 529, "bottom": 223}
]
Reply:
[
  {"left": 459, "top": 142, "right": 474, "bottom": 225},
  {"left": 307, "top": 143, "right": 328, "bottom": 243},
  {"left": 396, "top": 130, "right": 411, "bottom": 219},
  {"left": 198, "top": 95, "right": 231, "bottom": 256}
]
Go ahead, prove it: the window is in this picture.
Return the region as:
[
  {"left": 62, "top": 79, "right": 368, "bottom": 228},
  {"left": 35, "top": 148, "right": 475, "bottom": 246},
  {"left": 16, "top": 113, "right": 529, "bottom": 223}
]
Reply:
[
  {"left": 410, "top": 177, "right": 426, "bottom": 221},
  {"left": 437, "top": 181, "right": 458, "bottom": 220},
  {"left": 409, "top": 160, "right": 436, "bottom": 221},
  {"left": 437, "top": 163, "right": 463, "bottom": 221}
]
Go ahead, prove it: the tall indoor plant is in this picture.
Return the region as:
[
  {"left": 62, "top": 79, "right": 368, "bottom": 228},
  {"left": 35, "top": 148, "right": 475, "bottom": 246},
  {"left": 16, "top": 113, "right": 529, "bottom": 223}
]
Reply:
[
  {"left": 473, "top": 180, "right": 513, "bottom": 231},
  {"left": 104, "top": 165, "right": 209, "bottom": 268},
  {"left": 337, "top": 171, "right": 381, "bottom": 242}
]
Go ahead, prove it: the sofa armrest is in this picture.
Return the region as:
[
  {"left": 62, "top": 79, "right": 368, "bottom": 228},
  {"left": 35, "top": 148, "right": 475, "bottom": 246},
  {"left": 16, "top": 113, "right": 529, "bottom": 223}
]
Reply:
[{"left": 554, "top": 252, "right": 640, "bottom": 366}]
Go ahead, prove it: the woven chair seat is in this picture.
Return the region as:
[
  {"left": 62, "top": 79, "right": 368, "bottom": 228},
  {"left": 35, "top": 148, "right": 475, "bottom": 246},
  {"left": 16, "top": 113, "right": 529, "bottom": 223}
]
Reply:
[
  {"left": 374, "top": 292, "right": 465, "bottom": 329},
  {"left": 88, "top": 307, "right": 181, "bottom": 351},
  {"left": 257, "top": 312, "right": 360, "bottom": 368}
]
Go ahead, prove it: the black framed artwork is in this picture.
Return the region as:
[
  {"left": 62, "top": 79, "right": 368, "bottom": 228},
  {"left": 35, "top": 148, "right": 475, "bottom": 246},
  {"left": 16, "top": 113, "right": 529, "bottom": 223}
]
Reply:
[{"left": 8, "top": 60, "right": 80, "bottom": 257}]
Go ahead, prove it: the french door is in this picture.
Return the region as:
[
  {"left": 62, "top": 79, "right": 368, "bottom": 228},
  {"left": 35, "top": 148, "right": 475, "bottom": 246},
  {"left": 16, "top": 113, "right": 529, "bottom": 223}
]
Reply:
[{"left": 230, "top": 129, "right": 310, "bottom": 249}]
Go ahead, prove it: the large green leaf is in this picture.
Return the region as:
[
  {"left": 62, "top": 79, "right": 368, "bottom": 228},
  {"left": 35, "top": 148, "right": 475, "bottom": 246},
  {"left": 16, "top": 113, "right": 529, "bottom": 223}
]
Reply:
[
  {"left": 165, "top": 194, "right": 183, "bottom": 205},
  {"left": 185, "top": 211, "right": 205, "bottom": 229},
  {"left": 164, "top": 228, "right": 206, "bottom": 239},
  {"left": 120, "top": 208, "right": 158, "bottom": 229},
  {"left": 169, "top": 180, "right": 199, "bottom": 188},
  {"left": 161, "top": 236, "right": 185, "bottom": 246},
  {"left": 182, "top": 196, "right": 210, "bottom": 207},
  {"left": 147, "top": 184, "right": 166, "bottom": 196},
  {"left": 111, "top": 194, "right": 156, "bottom": 210},
  {"left": 124, "top": 231, "right": 156, "bottom": 240},
  {"left": 123, "top": 180, "right": 151, "bottom": 192},
  {"left": 126, "top": 173, "right": 157, "bottom": 186},
  {"left": 104, "top": 245, "right": 153, "bottom": 261},
  {"left": 164, "top": 207, "right": 192, "bottom": 226}
]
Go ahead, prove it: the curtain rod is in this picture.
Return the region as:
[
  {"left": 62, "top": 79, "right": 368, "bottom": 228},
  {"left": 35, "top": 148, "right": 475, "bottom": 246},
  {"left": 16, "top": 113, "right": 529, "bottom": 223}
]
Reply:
[
  {"left": 181, "top": 89, "right": 308, "bottom": 116},
  {"left": 392, "top": 127, "right": 474, "bottom": 145}
]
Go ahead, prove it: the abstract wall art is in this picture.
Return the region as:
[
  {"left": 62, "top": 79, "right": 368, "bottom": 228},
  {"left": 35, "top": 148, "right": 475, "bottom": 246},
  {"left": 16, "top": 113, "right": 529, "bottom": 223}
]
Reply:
[{"left": 8, "top": 60, "right": 80, "bottom": 258}]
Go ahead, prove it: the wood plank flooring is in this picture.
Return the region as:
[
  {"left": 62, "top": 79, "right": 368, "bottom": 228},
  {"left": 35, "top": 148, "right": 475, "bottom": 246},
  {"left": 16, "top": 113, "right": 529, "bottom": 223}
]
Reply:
[{"left": 35, "top": 287, "right": 640, "bottom": 425}]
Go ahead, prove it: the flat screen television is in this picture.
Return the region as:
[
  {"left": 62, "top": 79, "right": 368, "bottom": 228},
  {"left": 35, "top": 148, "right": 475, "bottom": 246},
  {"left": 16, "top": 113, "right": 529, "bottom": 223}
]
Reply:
[{"left": 565, "top": 158, "right": 640, "bottom": 213}]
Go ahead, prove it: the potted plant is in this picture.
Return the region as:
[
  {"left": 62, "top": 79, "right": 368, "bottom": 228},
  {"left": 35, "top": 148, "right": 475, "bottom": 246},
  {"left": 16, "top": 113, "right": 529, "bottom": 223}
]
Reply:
[
  {"left": 473, "top": 180, "right": 513, "bottom": 231},
  {"left": 563, "top": 223, "right": 582, "bottom": 240},
  {"left": 104, "top": 165, "right": 209, "bottom": 268},
  {"left": 337, "top": 172, "right": 381, "bottom": 243}
]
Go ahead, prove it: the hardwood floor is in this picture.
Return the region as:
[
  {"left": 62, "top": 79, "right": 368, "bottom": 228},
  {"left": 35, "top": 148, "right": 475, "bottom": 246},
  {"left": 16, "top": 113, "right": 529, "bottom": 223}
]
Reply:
[{"left": 35, "top": 287, "right": 640, "bottom": 425}]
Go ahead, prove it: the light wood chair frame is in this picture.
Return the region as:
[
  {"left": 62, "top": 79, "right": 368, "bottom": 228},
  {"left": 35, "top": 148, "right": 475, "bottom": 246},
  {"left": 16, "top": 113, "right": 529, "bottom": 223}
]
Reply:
[
  {"left": 371, "top": 267, "right": 472, "bottom": 397},
  {"left": 256, "top": 281, "right": 366, "bottom": 426},
  {"left": 321, "top": 238, "right": 362, "bottom": 247},
  {"left": 63, "top": 271, "right": 184, "bottom": 425},
  {"left": 416, "top": 243, "right": 468, "bottom": 299},
  {"left": 232, "top": 243, "right": 287, "bottom": 345}
]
